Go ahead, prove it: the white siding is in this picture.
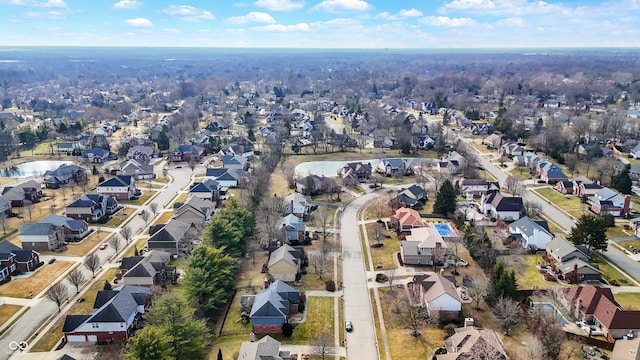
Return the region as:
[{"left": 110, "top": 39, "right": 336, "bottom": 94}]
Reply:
[{"left": 430, "top": 294, "right": 462, "bottom": 312}]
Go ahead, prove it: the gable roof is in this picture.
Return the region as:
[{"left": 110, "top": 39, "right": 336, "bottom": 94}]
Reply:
[
  {"left": 172, "top": 144, "right": 203, "bottom": 154},
  {"left": 20, "top": 222, "right": 57, "bottom": 236},
  {"left": 221, "top": 155, "right": 247, "bottom": 166},
  {"left": 189, "top": 179, "right": 220, "bottom": 193},
  {"left": 439, "top": 326, "right": 507, "bottom": 360},
  {"left": 40, "top": 214, "right": 87, "bottom": 231},
  {"left": 250, "top": 280, "right": 299, "bottom": 318},
  {"left": 149, "top": 219, "right": 191, "bottom": 243},
  {"left": 1, "top": 180, "right": 41, "bottom": 201},
  {"left": 43, "top": 164, "right": 85, "bottom": 180},
  {"left": 420, "top": 273, "right": 461, "bottom": 304},
  {"left": 392, "top": 207, "right": 426, "bottom": 228},
  {"left": 88, "top": 285, "right": 149, "bottom": 324},
  {"left": 238, "top": 335, "right": 284, "bottom": 360},
  {"left": 546, "top": 237, "right": 587, "bottom": 260},
  {"left": 277, "top": 214, "right": 305, "bottom": 231},
  {"left": 120, "top": 159, "right": 153, "bottom": 173},
  {"left": 268, "top": 244, "right": 298, "bottom": 269},
  {"left": 509, "top": 216, "right": 552, "bottom": 238},
  {"left": 98, "top": 176, "right": 133, "bottom": 188},
  {"left": 487, "top": 193, "right": 524, "bottom": 212},
  {"left": 67, "top": 192, "right": 105, "bottom": 208}
]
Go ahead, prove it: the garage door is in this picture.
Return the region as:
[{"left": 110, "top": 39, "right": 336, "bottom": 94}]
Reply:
[
  {"left": 66, "top": 335, "right": 86, "bottom": 342},
  {"left": 87, "top": 335, "right": 97, "bottom": 342}
]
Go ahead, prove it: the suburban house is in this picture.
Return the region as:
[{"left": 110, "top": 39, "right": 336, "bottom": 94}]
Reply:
[
  {"left": 205, "top": 167, "right": 248, "bottom": 188},
  {"left": 484, "top": 133, "right": 502, "bottom": 149},
  {"left": 508, "top": 216, "right": 553, "bottom": 250},
  {"left": 437, "top": 326, "right": 508, "bottom": 360},
  {"left": 338, "top": 162, "right": 372, "bottom": 185},
  {"left": 43, "top": 164, "right": 87, "bottom": 189},
  {"left": 96, "top": 176, "right": 136, "bottom": 200},
  {"left": 562, "top": 286, "right": 640, "bottom": 341},
  {"left": 218, "top": 143, "right": 254, "bottom": 160},
  {"left": 57, "top": 141, "right": 84, "bottom": 153},
  {"left": 221, "top": 155, "right": 249, "bottom": 171},
  {"left": 575, "top": 181, "right": 603, "bottom": 197},
  {"left": 189, "top": 179, "right": 221, "bottom": 202},
  {"left": 460, "top": 179, "right": 500, "bottom": 198},
  {"left": 481, "top": 193, "right": 524, "bottom": 221},
  {"left": 545, "top": 237, "right": 600, "bottom": 282},
  {"left": 400, "top": 226, "right": 448, "bottom": 266},
  {"left": 2, "top": 180, "right": 43, "bottom": 207},
  {"left": 590, "top": 187, "right": 632, "bottom": 217},
  {"left": 66, "top": 193, "right": 118, "bottom": 222},
  {"left": 276, "top": 214, "right": 305, "bottom": 243},
  {"left": 147, "top": 219, "right": 192, "bottom": 255},
  {"left": 411, "top": 273, "right": 462, "bottom": 320},
  {"left": 631, "top": 143, "right": 640, "bottom": 159},
  {"left": 169, "top": 144, "right": 204, "bottom": 162},
  {"left": 118, "top": 250, "right": 176, "bottom": 287},
  {"left": 250, "top": 280, "right": 301, "bottom": 334},
  {"left": 500, "top": 143, "right": 525, "bottom": 157},
  {"left": 377, "top": 158, "right": 409, "bottom": 177},
  {"left": 282, "top": 192, "right": 314, "bottom": 218},
  {"left": 555, "top": 180, "right": 574, "bottom": 195},
  {"left": 391, "top": 207, "right": 427, "bottom": 232},
  {"left": 390, "top": 185, "right": 428, "bottom": 209},
  {"left": 63, "top": 285, "right": 151, "bottom": 343},
  {"left": 536, "top": 161, "right": 569, "bottom": 184},
  {"left": 118, "top": 159, "right": 154, "bottom": 180},
  {"left": 82, "top": 148, "right": 117, "bottom": 163},
  {"left": 0, "top": 240, "right": 40, "bottom": 273},
  {"left": 20, "top": 223, "right": 65, "bottom": 251},
  {"left": 39, "top": 214, "right": 90, "bottom": 241},
  {"left": 172, "top": 196, "right": 215, "bottom": 226},
  {"left": 126, "top": 145, "right": 158, "bottom": 162},
  {"left": 546, "top": 237, "right": 590, "bottom": 264},
  {"left": 0, "top": 196, "right": 12, "bottom": 215},
  {"left": 267, "top": 244, "right": 303, "bottom": 282},
  {"left": 237, "top": 335, "right": 292, "bottom": 360},
  {"left": 295, "top": 174, "right": 338, "bottom": 195}
]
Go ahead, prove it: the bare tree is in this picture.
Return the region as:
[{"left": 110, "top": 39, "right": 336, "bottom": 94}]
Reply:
[
  {"left": 46, "top": 282, "right": 69, "bottom": 312},
  {"left": 310, "top": 253, "right": 329, "bottom": 280},
  {"left": 84, "top": 253, "right": 101, "bottom": 278},
  {"left": 141, "top": 209, "right": 151, "bottom": 223},
  {"left": 370, "top": 197, "right": 389, "bottom": 220},
  {"left": 396, "top": 285, "right": 438, "bottom": 337},
  {"left": 281, "top": 161, "right": 297, "bottom": 189},
  {"left": 23, "top": 200, "right": 33, "bottom": 220},
  {"left": 188, "top": 159, "right": 197, "bottom": 174},
  {"left": 67, "top": 267, "right": 86, "bottom": 294},
  {"left": 313, "top": 329, "right": 333, "bottom": 360},
  {"left": 519, "top": 336, "right": 545, "bottom": 360},
  {"left": 60, "top": 183, "right": 68, "bottom": 200},
  {"left": 386, "top": 268, "right": 397, "bottom": 294},
  {"left": 370, "top": 174, "right": 384, "bottom": 189},
  {"left": 0, "top": 213, "right": 7, "bottom": 234},
  {"left": 522, "top": 200, "right": 543, "bottom": 218},
  {"left": 505, "top": 176, "right": 525, "bottom": 197},
  {"left": 468, "top": 278, "right": 487, "bottom": 310},
  {"left": 109, "top": 235, "right": 123, "bottom": 254},
  {"left": 493, "top": 296, "right": 520, "bottom": 336},
  {"left": 120, "top": 225, "right": 133, "bottom": 244},
  {"left": 314, "top": 206, "right": 332, "bottom": 255},
  {"left": 149, "top": 202, "right": 158, "bottom": 215}
]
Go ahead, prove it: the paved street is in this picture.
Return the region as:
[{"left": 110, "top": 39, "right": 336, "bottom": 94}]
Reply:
[
  {"left": 1, "top": 164, "right": 201, "bottom": 360},
  {"left": 341, "top": 193, "right": 380, "bottom": 360}
]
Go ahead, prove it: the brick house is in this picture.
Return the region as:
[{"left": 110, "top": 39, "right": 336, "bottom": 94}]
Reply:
[
  {"left": 0, "top": 240, "right": 40, "bottom": 273},
  {"left": 96, "top": 176, "right": 136, "bottom": 200},
  {"left": 250, "top": 280, "right": 301, "bottom": 334}
]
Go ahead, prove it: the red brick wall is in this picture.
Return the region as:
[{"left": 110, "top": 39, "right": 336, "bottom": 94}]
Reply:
[{"left": 253, "top": 324, "right": 283, "bottom": 334}]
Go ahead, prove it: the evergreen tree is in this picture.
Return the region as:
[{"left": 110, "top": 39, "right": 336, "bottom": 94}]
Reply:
[
  {"left": 103, "top": 280, "right": 112, "bottom": 290},
  {"left": 486, "top": 261, "right": 518, "bottom": 305},
  {"left": 433, "top": 179, "right": 457, "bottom": 216},
  {"left": 156, "top": 131, "right": 170, "bottom": 151},
  {"left": 567, "top": 214, "right": 608, "bottom": 251},
  {"left": 203, "top": 216, "right": 243, "bottom": 257},
  {"left": 184, "top": 246, "right": 236, "bottom": 314},
  {"left": 124, "top": 326, "right": 172, "bottom": 360},
  {"left": 217, "top": 349, "right": 223, "bottom": 360},
  {"left": 612, "top": 164, "right": 632, "bottom": 195}
]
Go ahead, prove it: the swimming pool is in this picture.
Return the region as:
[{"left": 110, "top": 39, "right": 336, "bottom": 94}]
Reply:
[
  {"left": 533, "top": 302, "right": 569, "bottom": 325},
  {"left": 434, "top": 223, "right": 455, "bottom": 237}
]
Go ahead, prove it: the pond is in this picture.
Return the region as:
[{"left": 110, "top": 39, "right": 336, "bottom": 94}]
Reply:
[{"left": 0, "top": 160, "right": 73, "bottom": 178}]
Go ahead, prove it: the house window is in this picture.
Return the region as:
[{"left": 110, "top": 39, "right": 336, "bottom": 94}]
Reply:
[{"left": 92, "top": 323, "right": 99, "bottom": 329}]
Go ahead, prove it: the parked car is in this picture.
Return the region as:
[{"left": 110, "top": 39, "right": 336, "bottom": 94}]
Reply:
[
  {"left": 99, "top": 243, "right": 108, "bottom": 250},
  {"left": 345, "top": 320, "right": 353, "bottom": 332}
]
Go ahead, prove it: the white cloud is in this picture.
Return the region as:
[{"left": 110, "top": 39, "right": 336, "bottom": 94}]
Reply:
[
  {"left": 23, "top": 10, "right": 66, "bottom": 18},
  {"left": 399, "top": 8, "right": 423, "bottom": 17},
  {"left": 228, "top": 12, "right": 275, "bottom": 24},
  {"left": 125, "top": 17, "right": 153, "bottom": 27},
  {"left": 164, "top": 28, "right": 180, "bottom": 33},
  {"left": 1, "top": 0, "right": 66, "bottom": 7},
  {"left": 420, "top": 16, "right": 476, "bottom": 27},
  {"left": 162, "top": 5, "right": 215, "bottom": 22},
  {"left": 253, "top": 0, "right": 303, "bottom": 11},
  {"left": 440, "top": 0, "right": 563, "bottom": 16},
  {"left": 496, "top": 17, "right": 525, "bottom": 27},
  {"left": 312, "top": 0, "right": 372, "bottom": 12},
  {"left": 113, "top": 0, "right": 142, "bottom": 10},
  {"left": 255, "top": 22, "right": 309, "bottom": 32}
]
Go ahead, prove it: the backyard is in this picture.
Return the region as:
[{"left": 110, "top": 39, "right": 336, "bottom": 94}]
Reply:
[{"left": 507, "top": 254, "right": 570, "bottom": 290}]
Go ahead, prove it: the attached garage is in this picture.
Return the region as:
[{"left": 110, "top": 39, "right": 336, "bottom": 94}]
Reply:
[
  {"left": 66, "top": 335, "right": 86, "bottom": 342},
  {"left": 87, "top": 335, "right": 97, "bottom": 342}
]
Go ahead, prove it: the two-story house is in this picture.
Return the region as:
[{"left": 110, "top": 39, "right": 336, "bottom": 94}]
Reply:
[
  {"left": 338, "top": 162, "right": 372, "bottom": 185},
  {"left": 482, "top": 192, "right": 524, "bottom": 221},
  {"left": 20, "top": 223, "right": 65, "bottom": 251},
  {"left": 189, "top": 179, "right": 221, "bottom": 202},
  {"left": 205, "top": 167, "right": 249, "bottom": 188},
  {"left": 169, "top": 144, "right": 204, "bottom": 162},
  {"left": 390, "top": 207, "right": 427, "bottom": 232},
  {"left": 82, "top": 148, "right": 117, "bottom": 163},
  {"left": 96, "top": 176, "right": 136, "bottom": 200},
  {"left": 44, "top": 164, "right": 87, "bottom": 189},
  {"left": 276, "top": 214, "right": 305, "bottom": 244},
  {"left": 118, "top": 250, "right": 176, "bottom": 287},
  {"left": 0, "top": 240, "right": 40, "bottom": 273},
  {"left": 590, "top": 187, "right": 632, "bottom": 217},
  {"left": 460, "top": 179, "right": 500, "bottom": 198},
  {"left": 411, "top": 273, "right": 462, "bottom": 320},
  {"left": 221, "top": 155, "right": 249, "bottom": 170},
  {"left": 377, "top": 158, "right": 409, "bottom": 177},
  {"left": 118, "top": 159, "right": 154, "bottom": 180},
  {"left": 147, "top": 219, "right": 192, "bottom": 255},
  {"left": 282, "top": 193, "right": 313, "bottom": 218},
  {"left": 509, "top": 216, "right": 553, "bottom": 250},
  {"left": 172, "top": 196, "right": 215, "bottom": 226},
  {"left": 400, "top": 226, "right": 448, "bottom": 266},
  {"left": 250, "top": 280, "right": 301, "bottom": 334},
  {"left": 1, "top": 180, "right": 43, "bottom": 207},
  {"left": 66, "top": 193, "right": 118, "bottom": 222}
]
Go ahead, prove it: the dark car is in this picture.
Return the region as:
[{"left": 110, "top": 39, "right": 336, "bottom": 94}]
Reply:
[{"left": 345, "top": 320, "right": 353, "bottom": 332}]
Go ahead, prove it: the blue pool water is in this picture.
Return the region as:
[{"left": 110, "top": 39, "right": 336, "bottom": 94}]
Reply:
[
  {"left": 434, "top": 223, "right": 455, "bottom": 237},
  {"left": 533, "top": 302, "right": 569, "bottom": 325}
]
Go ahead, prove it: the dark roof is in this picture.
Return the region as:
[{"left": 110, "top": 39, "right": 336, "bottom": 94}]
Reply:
[
  {"left": 20, "top": 223, "right": 56, "bottom": 236},
  {"left": 62, "top": 315, "right": 91, "bottom": 332},
  {"left": 57, "top": 355, "right": 77, "bottom": 360},
  {"left": 189, "top": 179, "right": 220, "bottom": 193},
  {"left": 98, "top": 176, "right": 133, "bottom": 188},
  {"left": 40, "top": 214, "right": 87, "bottom": 231},
  {"left": 90, "top": 285, "right": 149, "bottom": 323}
]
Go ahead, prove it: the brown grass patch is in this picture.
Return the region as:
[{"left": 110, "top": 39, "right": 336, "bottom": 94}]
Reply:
[
  {"left": 153, "top": 211, "right": 174, "bottom": 225},
  {"left": 42, "top": 231, "right": 114, "bottom": 257},
  {"left": 0, "top": 304, "right": 23, "bottom": 325},
  {"left": 0, "top": 261, "right": 74, "bottom": 298}
]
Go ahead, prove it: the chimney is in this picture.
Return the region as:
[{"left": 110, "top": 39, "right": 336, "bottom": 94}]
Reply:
[
  {"left": 249, "top": 332, "right": 256, "bottom": 342},
  {"left": 291, "top": 200, "right": 294, "bottom": 215},
  {"left": 573, "top": 263, "right": 578, "bottom": 283},
  {"left": 464, "top": 317, "right": 474, "bottom": 327},
  {"left": 624, "top": 195, "right": 632, "bottom": 216}
]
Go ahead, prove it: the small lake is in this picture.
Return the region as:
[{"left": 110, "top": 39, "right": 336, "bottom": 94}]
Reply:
[{"left": 0, "top": 160, "right": 73, "bottom": 178}]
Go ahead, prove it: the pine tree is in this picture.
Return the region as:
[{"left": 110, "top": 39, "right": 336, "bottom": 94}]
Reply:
[
  {"left": 612, "top": 164, "right": 632, "bottom": 195},
  {"left": 567, "top": 214, "right": 608, "bottom": 251},
  {"left": 433, "top": 179, "right": 457, "bottom": 216}
]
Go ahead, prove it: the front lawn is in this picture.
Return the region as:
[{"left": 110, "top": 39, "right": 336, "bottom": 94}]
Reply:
[
  {"left": 606, "top": 224, "right": 630, "bottom": 239},
  {"left": 365, "top": 223, "right": 400, "bottom": 270},
  {"left": 49, "top": 230, "right": 113, "bottom": 257},
  {"left": 153, "top": 211, "right": 174, "bottom": 225},
  {"left": 122, "top": 237, "right": 148, "bottom": 258},
  {"left": 30, "top": 268, "right": 119, "bottom": 352},
  {"left": 295, "top": 263, "right": 335, "bottom": 291},
  {"left": 508, "top": 168, "right": 532, "bottom": 181},
  {"left": 593, "top": 253, "right": 634, "bottom": 285},
  {"left": 173, "top": 193, "right": 189, "bottom": 204},
  {"left": 103, "top": 209, "right": 132, "bottom": 228},
  {"left": 0, "top": 304, "right": 22, "bottom": 326},
  {"left": 614, "top": 238, "right": 640, "bottom": 253},
  {"left": 276, "top": 296, "right": 335, "bottom": 345},
  {"left": 507, "top": 254, "right": 569, "bottom": 290},
  {"left": 0, "top": 261, "right": 74, "bottom": 298},
  {"left": 613, "top": 292, "right": 640, "bottom": 310},
  {"left": 534, "top": 188, "right": 588, "bottom": 215},
  {"left": 122, "top": 190, "right": 158, "bottom": 206}
]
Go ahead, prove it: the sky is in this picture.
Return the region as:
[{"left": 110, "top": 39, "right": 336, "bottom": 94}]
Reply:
[{"left": 0, "top": 0, "right": 639, "bottom": 48}]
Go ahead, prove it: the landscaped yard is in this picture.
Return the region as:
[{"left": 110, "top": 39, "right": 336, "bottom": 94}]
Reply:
[
  {"left": 295, "top": 264, "right": 335, "bottom": 291},
  {"left": 103, "top": 208, "right": 132, "bottom": 228},
  {"left": 508, "top": 254, "right": 570, "bottom": 290},
  {"left": 508, "top": 168, "right": 532, "bottom": 181},
  {"left": 593, "top": 253, "right": 635, "bottom": 285},
  {"left": 29, "top": 268, "right": 119, "bottom": 352},
  {"left": 0, "top": 261, "right": 74, "bottom": 298},
  {"left": 122, "top": 237, "right": 148, "bottom": 258},
  {"left": 365, "top": 223, "right": 400, "bottom": 270},
  {"left": 606, "top": 224, "right": 630, "bottom": 239},
  {"left": 45, "top": 230, "right": 114, "bottom": 257},
  {"left": 614, "top": 238, "right": 640, "bottom": 253},
  {"left": 173, "top": 193, "right": 189, "bottom": 204},
  {"left": 613, "top": 292, "right": 640, "bottom": 310},
  {"left": 122, "top": 190, "right": 158, "bottom": 206},
  {"left": 277, "top": 296, "right": 335, "bottom": 345},
  {"left": 534, "top": 188, "right": 589, "bottom": 218}
]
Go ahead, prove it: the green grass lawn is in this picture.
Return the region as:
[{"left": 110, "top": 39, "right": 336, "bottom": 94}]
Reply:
[
  {"left": 365, "top": 223, "right": 400, "bottom": 270},
  {"left": 295, "top": 264, "right": 335, "bottom": 291},
  {"left": 153, "top": 211, "right": 174, "bottom": 225},
  {"left": 606, "top": 225, "right": 630, "bottom": 239},
  {"left": 535, "top": 188, "right": 588, "bottom": 216},
  {"left": 615, "top": 238, "right": 640, "bottom": 253},
  {"left": 508, "top": 254, "right": 569, "bottom": 290},
  {"left": 593, "top": 253, "right": 634, "bottom": 285},
  {"left": 122, "top": 238, "right": 148, "bottom": 258},
  {"left": 477, "top": 169, "right": 497, "bottom": 181},
  {"left": 104, "top": 209, "right": 131, "bottom": 228},
  {"left": 613, "top": 292, "right": 640, "bottom": 310},
  {"left": 276, "top": 296, "right": 335, "bottom": 345},
  {"left": 508, "top": 168, "right": 532, "bottom": 181}
]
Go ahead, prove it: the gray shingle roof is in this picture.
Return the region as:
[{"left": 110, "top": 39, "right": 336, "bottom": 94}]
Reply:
[
  {"left": 509, "top": 216, "right": 551, "bottom": 237},
  {"left": 20, "top": 223, "right": 56, "bottom": 236}
]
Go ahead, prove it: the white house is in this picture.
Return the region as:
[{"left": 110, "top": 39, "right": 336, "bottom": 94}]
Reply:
[
  {"left": 508, "top": 216, "right": 553, "bottom": 250},
  {"left": 96, "top": 176, "right": 136, "bottom": 200},
  {"left": 412, "top": 273, "right": 462, "bottom": 320},
  {"left": 482, "top": 193, "right": 523, "bottom": 221}
]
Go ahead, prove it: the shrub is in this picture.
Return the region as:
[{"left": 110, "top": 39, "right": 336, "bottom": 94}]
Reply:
[
  {"left": 298, "top": 302, "right": 305, "bottom": 313},
  {"left": 375, "top": 273, "right": 388, "bottom": 283},
  {"left": 98, "top": 176, "right": 105, "bottom": 183},
  {"left": 282, "top": 323, "right": 293, "bottom": 337},
  {"left": 325, "top": 280, "right": 336, "bottom": 292},
  {"left": 603, "top": 214, "right": 615, "bottom": 227}
]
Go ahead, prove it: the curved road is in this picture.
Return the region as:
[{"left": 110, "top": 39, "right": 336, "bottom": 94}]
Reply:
[{"left": 341, "top": 192, "right": 381, "bottom": 360}]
